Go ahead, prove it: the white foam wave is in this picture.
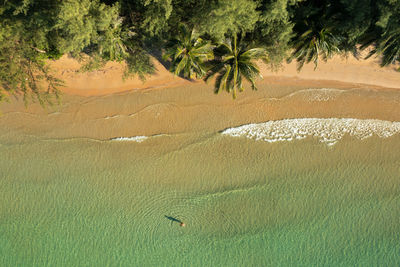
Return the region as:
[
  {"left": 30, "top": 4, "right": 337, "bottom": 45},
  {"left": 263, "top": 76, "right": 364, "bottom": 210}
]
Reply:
[
  {"left": 221, "top": 118, "right": 400, "bottom": 146},
  {"left": 110, "top": 136, "right": 149, "bottom": 142}
]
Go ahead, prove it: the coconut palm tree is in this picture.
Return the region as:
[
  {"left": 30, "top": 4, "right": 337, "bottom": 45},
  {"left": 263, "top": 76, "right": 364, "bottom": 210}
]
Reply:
[
  {"left": 204, "top": 35, "right": 267, "bottom": 99},
  {"left": 163, "top": 24, "right": 213, "bottom": 79},
  {"left": 370, "top": 28, "right": 400, "bottom": 69},
  {"left": 288, "top": 26, "right": 342, "bottom": 71}
]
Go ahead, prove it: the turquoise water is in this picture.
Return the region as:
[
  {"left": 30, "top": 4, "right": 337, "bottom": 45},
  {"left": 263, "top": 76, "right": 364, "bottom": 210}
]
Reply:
[{"left": 1, "top": 131, "right": 399, "bottom": 266}]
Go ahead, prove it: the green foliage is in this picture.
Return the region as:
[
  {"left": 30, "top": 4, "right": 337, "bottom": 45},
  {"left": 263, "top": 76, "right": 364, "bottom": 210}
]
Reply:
[
  {"left": 204, "top": 35, "right": 267, "bottom": 98},
  {"left": 141, "top": 0, "right": 173, "bottom": 36},
  {"left": 163, "top": 24, "right": 213, "bottom": 79},
  {"left": 119, "top": 0, "right": 173, "bottom": 37},
  {"left": 124, "top": 48, "right": 156, "bottom": 80},
  {"left": 252, "top": 0, "right": 300, "bottom": 68},
  {"left": 1, "top": 0, "right": 400, "bottom": 104},
  {"left": 369, "top": 28, "right": 400, "bottom": 67},
  {"left": 332, "top": 0, "right": 375, "bottom": 45},
  {"left": 0, "top": 0, "right": 156, "bottom": 105},
  {"left": 0, "top": 23, "right": 62, "bottom": 106},
  {"left": 54, "top": 0, "right": 125, "bottom": 57},
  {"left": 288, "top": 27, "right": 342, "bottom": 71},
  {"left": 193, "top": 0, "right": 260, "bottom": 41},
  {"left": 363, "top": 0, "right": 400, "bottom": 67}
]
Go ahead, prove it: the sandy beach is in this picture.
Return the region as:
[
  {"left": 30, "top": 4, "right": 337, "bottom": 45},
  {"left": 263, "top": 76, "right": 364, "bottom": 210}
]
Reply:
[
  {"left": 48, "top": 50, "right": 400, "bottom": 97},
  {"left": 0, "top": 52, "right": 399, "bottom": 142}
]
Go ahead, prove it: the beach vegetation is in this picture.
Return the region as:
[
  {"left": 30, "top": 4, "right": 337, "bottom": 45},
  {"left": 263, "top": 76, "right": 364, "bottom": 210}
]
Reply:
[
  {"left": 162, "top": 24, "right": 213, "bottom": 79},
  {"left": 204, "top": 35, "right": 267, "bottom": 98},
  {"left": 192, "top": 0, "right": 260, "bottom": 41},
  {"left": 0, "top": 15, "right": 62, "bottom": 105},
  {"left": 1, "top": 0, "right": 400, "bottom": 104},
  {"left": 288, "top": 25, "right": 342, "bottom": 70},
  {"left": 361, "top": 0, "right": 400, "bottom": 69},
  {"left": 367, "top": 28, "right": 400, "bottom": 69}
]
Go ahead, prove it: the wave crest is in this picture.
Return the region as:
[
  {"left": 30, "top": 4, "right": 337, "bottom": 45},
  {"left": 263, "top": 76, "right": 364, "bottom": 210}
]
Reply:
[{"left": 221, "top": 118, "right": 400, "bottom": 146}]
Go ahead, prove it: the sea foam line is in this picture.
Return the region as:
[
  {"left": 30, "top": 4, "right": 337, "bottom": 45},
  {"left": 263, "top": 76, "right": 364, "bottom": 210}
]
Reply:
[
  {"left": 221, "top": 118, "right": 400, "bottom": 146},
  {"left": 110, "top": 136, "right": 149, "bottom": 142},
  {"left": 109, "top": 133, "right": 169, "bottom": 142}
]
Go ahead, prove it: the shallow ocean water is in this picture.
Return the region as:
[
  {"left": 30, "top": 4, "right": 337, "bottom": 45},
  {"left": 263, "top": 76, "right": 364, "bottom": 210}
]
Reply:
[
  {"left": 1, "top": 82, "right": 400, "bottom": 266},
  {"left": 1, "top": 130, "right": 399, "bottom": 266}
]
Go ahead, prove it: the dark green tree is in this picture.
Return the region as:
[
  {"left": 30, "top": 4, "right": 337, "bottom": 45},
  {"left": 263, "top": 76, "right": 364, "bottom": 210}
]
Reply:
[
  {"left": 118, "top": 0, "right": 173, "bottom": 38},
  {"left": 54, "top": 0, "right": 154, "bottom": 76},
  {"left": 192, "top": 0, "right": 260, "bottom": 41},
  {"left": 251, "top": 0, "right": 301, "bottom": 68}
]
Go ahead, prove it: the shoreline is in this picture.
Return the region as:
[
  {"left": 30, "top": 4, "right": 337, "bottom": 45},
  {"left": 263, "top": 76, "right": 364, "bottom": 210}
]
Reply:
[
  {"left": 1, "top": 80, "right": 400, "bottom": 142},
  {"left": 1, "top": 52, "right": 400, "bottom": 142}
]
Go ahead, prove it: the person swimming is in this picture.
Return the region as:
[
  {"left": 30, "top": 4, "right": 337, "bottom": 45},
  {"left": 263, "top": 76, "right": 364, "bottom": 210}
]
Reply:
[{"left": 165, "top": 215, "right": 186, "bottom": 227}]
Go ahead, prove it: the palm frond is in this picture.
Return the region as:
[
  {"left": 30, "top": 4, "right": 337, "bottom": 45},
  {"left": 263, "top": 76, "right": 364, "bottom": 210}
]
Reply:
[
  {"left": 205, "top": 34, "right": 265, "bottom": 98},
  {"left": 290, "top": 26, "right": 341, "bottom": 71},
  {"left": 174, "top": 55, "right": 188, "bottom": 76},
  {"left": 163, "top": 23, "right": 213, "bottom": 79}
]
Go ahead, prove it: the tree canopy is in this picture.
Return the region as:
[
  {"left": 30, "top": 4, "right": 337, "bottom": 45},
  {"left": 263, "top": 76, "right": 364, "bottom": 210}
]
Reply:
[{"left": 1, "top": 0, "right": 399, "bottom": 104}]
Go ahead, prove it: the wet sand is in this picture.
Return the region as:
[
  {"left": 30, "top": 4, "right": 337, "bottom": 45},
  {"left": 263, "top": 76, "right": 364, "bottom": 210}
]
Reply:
[
  {"left": 1, "top": 52, "right": 400, "bottom": 141},
  {"left": 1, "top": 80, "right": 400, "bottom": 142}
]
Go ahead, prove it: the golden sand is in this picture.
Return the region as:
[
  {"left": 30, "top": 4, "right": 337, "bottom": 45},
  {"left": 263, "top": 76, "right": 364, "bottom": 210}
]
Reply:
[
  {"left": 0, "top": 53, "right": 399, "bottom": 141},
  {"left": 48, "top": 49, "right": 400, "bottom": 98}
]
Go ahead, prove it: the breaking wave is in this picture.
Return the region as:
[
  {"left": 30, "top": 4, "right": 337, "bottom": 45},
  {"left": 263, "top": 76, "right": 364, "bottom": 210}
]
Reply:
[{"left": 221, "top": 118, "right": 400, "bottom": 146}]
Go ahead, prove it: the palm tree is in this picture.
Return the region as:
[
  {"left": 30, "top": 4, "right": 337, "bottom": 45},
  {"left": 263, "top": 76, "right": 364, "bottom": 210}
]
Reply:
[
  {"left": 163, "top": 24, "right": 213, "bottom": 79},
  {"left": 204, "top": 35, "right": 267, "bottom": 99},
  {"left": 288, "top": 26, "right": 342, "bottom": 71},
  {"left": 369, "top": 28, "right": 400, "bottom": 70}
]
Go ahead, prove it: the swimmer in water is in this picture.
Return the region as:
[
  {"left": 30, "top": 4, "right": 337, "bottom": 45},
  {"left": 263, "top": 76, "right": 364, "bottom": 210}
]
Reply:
[{"left": 165, "top": 215, "right": 186, "bottom": 227}]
